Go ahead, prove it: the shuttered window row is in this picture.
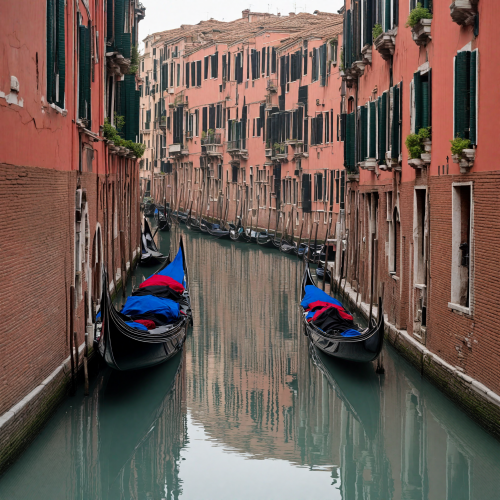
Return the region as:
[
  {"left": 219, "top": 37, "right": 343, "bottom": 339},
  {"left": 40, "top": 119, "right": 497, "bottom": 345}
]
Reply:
[
  {"left": 413, "top": 69, "right": 432, "bottom": 133},
  {"left": 78, "top": 25, "right": 91, "bottom": 126},
  {"left": 47, "top": 0, "right": 65, "bottom": 108}
]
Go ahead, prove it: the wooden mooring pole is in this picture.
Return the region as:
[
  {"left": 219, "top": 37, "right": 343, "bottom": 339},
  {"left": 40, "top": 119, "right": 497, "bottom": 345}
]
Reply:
[
  {"left": 69, "top": 286, "right": 76, "bottom": 395},
  {"left": 83, "top": 291, "right": 89, "bottom": 396}
]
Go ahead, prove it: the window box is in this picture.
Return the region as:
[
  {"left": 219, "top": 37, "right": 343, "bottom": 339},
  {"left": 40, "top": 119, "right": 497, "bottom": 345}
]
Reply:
[
  {"left": 374, "top": 30, "right": 397, "bottom": 61},
  {"left": 384, "top": 151, "right": 400, "bottom": 170},
  {"left": 351, "top": 60, "right": 366, "bottom": 77},
  {"left": 420, "top": 153, "right": 431, "bottom": 164},
  {"left": 450, "top": 0, "right": 478, "bottom": 26},
  {"left": 265, "top": 148, "right": 272, "bottom": 157},
  {"left": 360, "top": 158, "right": 377, "bottom": 171},
  {"left": 361, "top": 44, "right": 372, "bottom": 65},
  {"left": 346, "top": 172, "right": 360, "bottom": 182},
  {"left": 408, "top": 158, "right": 425, "bottom": 169},
  {"left": 411, "top": 19, "right": 432, "bottom": 47},
  {"left": 453, "top": 149, "right": 475, "bottom": 173}
]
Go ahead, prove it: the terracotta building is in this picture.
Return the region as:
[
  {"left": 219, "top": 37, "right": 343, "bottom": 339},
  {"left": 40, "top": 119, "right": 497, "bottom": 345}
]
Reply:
[
  {"left": 0, "top": 0, "right": 145, "bottom": 472},
  {"left": 140, "top": 10, "right": 347, "bottom": 240},
  {"left": 339, "top": 0, "right": 500, "bottom": 436}
]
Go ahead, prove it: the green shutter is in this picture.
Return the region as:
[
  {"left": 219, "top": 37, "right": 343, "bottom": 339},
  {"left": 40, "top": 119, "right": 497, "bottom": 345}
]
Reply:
[
  {"left": 454, "top": 51, "right": 470, "bottom": 139},
  {"left": 385, "top": 0, "right": 391, "bottom": 32},
  {"left": 469, "top": 51, "right": 477, "bottom": 145},
  {"left": 47, "top": 0, "right": 55, "bottom": 103},
  {"left": 392, "top": 85, "right": 400, "bottom": 157},
  {"left": 78, "top": 25, "right": 91, "bottom": 124},
  {"left": 379, "top": 92, "right": 387, "bottom": 159},
  {"left": 422, "top": 81, "right": 429, "bottom": 129},
  {"left": 360, "top": 106, "right": 367, "bottom": 160},
  {"left": 414, "top": 71, "right": 422, "bottom": 132},
  {"left": 56, "top": 0, "right": 65, "bottom": 108},
  {"left": 369, "top": 101, "right": 376, "bottom": 157}
]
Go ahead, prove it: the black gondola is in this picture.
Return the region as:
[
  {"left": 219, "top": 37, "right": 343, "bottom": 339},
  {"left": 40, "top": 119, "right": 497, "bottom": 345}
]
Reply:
[
  {"left": 144, "top": 202, "right": 156, "bottom": 217},
  {"left": 154, "top": 207, "right": 171, "bottom": 232},
  {"left": 256, "top": 231, "right": 276, "bottom": 248},
  {"left": 301, "top": 264, "right": 384, "bottom": 363},
  {"left": 316, "top": 263, "right": 331, "bottom": 282},
  {"left": 229, "top": 223, "right": 245, "bottom": 241},
  {"left": 206, "top": 222, "right": 231, "bottom": 239},
  {"left": 171, "top": 210, "right": 188, "bottom": 224},
  {"left": 140, "top": 218, "right": 167, "bottom": 266},
  {"left": 97, "top": 238, "right": 192, "bottom": 371}
]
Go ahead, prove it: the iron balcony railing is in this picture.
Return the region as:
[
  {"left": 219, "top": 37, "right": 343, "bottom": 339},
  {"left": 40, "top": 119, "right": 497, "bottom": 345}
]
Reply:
[
  {"left": 227, "top": 138, "right": 247, "bottom": 151},
  {"left": 201, "top": 132, "right": 222, "bottom": 145}
]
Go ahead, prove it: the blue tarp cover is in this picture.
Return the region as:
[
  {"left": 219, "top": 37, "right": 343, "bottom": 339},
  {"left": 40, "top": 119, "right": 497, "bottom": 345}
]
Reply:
[
  {"left": 158, "top": 246, "right": 185, "bottom": 285},
  {"left": 121, "top": 295, "right": 180, "bottom": 322},
  {"left": 301, "top": 285, "right": 343, "bottom": 310},
  {"left": 125, "top": 321, "right": 149, "bottom": 331}
]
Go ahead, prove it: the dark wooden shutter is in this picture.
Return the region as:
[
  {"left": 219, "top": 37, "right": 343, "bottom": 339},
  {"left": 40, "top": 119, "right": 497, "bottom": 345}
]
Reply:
[
  {"left": 385, "top": 0, "right": 391, "bottom": 31},
  {"left": 454, "top": 51, "right": 471, "bottom": 139},
  {"left": 469, "top": 51, "right": 477, "bottom": 144},
  {"left": 391, "top": 85, "right": 400, "bottom": 157},
  {"left": 360, "top": 106, "right": 368, "bottom": 160},
  {"left": 251, "top": 50, "right": 256, "bottom": 80},
  {"left": 298, "top": 85, "right": 308, "bottom": 116},
  {"left": 202, "top": 106, "right": 208, "bottom": 132},
  {"left": 191, "top": 61, "right": 195, "bottom": 87},
  {"left": 341, "top": 113, "right": 346, "bottom": 142},
  {"left": 302, "top": 174, "right": 311, "bottom": 213},
  {"left": 369, "top": 101, "right": 377, "bottom": 157},
  {"left": 56, "top": 0, "right": 65, "bottom": 108},
  {"left": 320, "top": 44, "right": 327, "bottom": 87},
  {"left": 197, "top": 60, "right": 202, "bottom": 86},
  {"left": 414, "top": 71, "right": 422, "bottom": 132},
  {"left": 78, "top": 25, "right": 91, "bottom": 123},
  {"left": 47, "top": 0, "right": 56, "bottom": 103},
  {"left": 262, "top": 47, "right": 266, "bottom": 74},
  {"left": 185, "top": 63, "right": 190, "bottom": 88},
  {"left": 204, "top": 56, "right": 209, "bottom": 79},
  {"left": 209, "top": 105, "right": 215, "bottom": 130},
  {"left": 303, "top": 46, "right": 308, "bottom": 75}
]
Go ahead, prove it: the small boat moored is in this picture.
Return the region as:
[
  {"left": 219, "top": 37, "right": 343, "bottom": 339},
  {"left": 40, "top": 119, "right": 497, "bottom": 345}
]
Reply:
[
  {"left": 140, "top": 218, "right": 167, "bottom": 266},
  {"left": 97, "top": 238, "right": 192, "bottom": 371},
  {"left": 301, "top": 264, "right": 384, "bottom": 363}
]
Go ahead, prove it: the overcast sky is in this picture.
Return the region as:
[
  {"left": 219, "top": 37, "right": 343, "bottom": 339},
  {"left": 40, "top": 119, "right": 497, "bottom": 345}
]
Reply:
[{"left": 138, "top": 0, "right": 344, "bottom": 49}]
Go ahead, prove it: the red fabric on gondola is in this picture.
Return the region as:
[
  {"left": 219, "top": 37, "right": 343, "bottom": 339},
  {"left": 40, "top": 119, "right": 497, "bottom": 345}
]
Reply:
[
  {"left": 139, "top": 274, "right": 185, "bottom": 293},
  {"left": 134, "top": 319, "right": 156, "bottom": 330},
  {"left": 306, "top": 300, "right": 353, "bottom": 321}
]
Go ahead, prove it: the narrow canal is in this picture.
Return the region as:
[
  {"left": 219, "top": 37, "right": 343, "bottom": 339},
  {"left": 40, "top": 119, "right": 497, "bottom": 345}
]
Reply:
[{"left": 1, "top": 223, "right": 500, "bottom": 500}]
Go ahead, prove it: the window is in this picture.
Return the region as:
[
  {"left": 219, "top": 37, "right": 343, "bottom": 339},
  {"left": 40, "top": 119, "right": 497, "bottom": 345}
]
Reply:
[
  {"left": 414, "top": 188, "right": 427, "bottom": 285},
  {"left": 197, "top": 60, "right": 202, "bottom": 86},
  {"left": 176, "top": 63, "right": 180, "bottom": 86},
  {"left": 450, "top": 183, "right": 473, "bottom": 311},
  {"left": 454, "top": 49, "right": 478, "bottom": 144},
  {"left": 411, "top": 68, "right": 432, "bottom": 134},
  {"left": 78, "top": 24, "right": 91, "bottom": 124}
]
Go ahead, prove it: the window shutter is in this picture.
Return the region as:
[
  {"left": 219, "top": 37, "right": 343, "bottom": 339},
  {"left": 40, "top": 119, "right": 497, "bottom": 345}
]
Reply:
[
  {"left": 47, "top": 0, "right": 55, "bottom": 103},
  {"left": 78, "top": 25, "right": 90, "bottom": 122},
  {"left": 204, "top": 56, "right": 209, "bottom": 79},
  {"left": 369, "top": 101, "right": 376, "bottom": 157},
  {"left": 341, "top": 113, "right": 346, "bottom": 142},
  {"left": 191, "top": 61, "right": 195, "bottom": 87},
  {"left": 56, "top": 0, "right": 65, "bottom": 108},
  {"left": 302, "top": 174, "right": 311, "bottom": 213},
  {"left": 360, "top": 106, "right": 368, "bottom": 160},
  {"left": 197, "top": 60, "right": 202, "bottom": 86},
  {"left": 469, "top": 51, "right": 477, "bottom": 145},
  {"left": 262, "top": 47, "right": 266, "bottom": 74},
  {"left": 414, "top": 71, "right": 422, "bottom": 132},
  {"left": 391, "top": 85, "right": 400, "bottom": 157},
  {"left": 454, "top": 51, "right": 470, "bottom": 139},
  {"left": 185, "top": 63, "right": 190, "bottom": 88},
  {"left": 385, "top": 0, "right": 391, "bottom": 32},
  {"left": 422, "top": 80, "right": 429, "bottom": 129},
  {"left": 202, "top": 107, "right": 208, "bottom": 132}
]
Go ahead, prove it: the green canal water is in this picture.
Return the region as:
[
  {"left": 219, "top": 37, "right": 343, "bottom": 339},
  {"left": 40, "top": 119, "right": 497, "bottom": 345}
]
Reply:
[{"left": 1, "top": 222, "right": 500, "bottom": 499}]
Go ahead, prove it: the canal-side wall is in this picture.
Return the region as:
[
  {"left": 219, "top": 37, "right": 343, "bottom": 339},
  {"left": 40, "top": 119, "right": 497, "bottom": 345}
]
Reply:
[{"left": 331, "top": 272, "right": 500, "bottom": 440}]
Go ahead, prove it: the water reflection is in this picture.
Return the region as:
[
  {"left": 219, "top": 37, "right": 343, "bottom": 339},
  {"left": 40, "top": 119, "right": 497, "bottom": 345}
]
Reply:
[{"left": 1, "top": 224, "right": 500, "bottom": 499}]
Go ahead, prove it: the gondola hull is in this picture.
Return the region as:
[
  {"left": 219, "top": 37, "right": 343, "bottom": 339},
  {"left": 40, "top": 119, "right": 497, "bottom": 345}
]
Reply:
[
  {"left": 301, "top": 265, "right": 384, "bottom": 363},
  {"left": 256, "top": 233, "right": 276, "bottom": 248}
]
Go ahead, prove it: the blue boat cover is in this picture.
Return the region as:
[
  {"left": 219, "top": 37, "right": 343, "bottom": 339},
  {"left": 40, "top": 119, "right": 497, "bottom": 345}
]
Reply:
[
  {"left": 154, "top": 208, "right": 158, "bottom": 214},
  {"left": 158, "top": 246, "right": 185, "bottom": 285},
  {"left": 301, "top": 285, "right": 343, "bottom": 310},
  {"left": 125, "top": 321, "right": 149, "bottom": 331},
  {"left": 121, "top": 295, "right": 180, "bottom": 322}
]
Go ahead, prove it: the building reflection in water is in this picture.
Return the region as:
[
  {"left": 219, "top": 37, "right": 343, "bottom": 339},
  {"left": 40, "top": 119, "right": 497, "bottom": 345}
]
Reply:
[{"left": 1, "top": 228, "right": 500, "bottom": 499}]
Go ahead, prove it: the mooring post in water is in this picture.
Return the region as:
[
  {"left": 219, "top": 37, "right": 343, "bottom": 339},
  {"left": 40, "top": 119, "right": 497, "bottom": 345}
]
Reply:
[
  {"left": 376, "top": 281, "right": 386, "bottom": 374},
  {"left": 306, "top": 217, "right": 313, "bottom": 263},
  {"left": 120, "top": 230, "right": 126, "bottom": 298},
  {"left": 297, "top": 220, "right": 304, "bottom": 261},
  {"left": 368, "top": 233, "right": 376, "bottom": 326},
  {"left": 83, "top": 291, "right": 89, "bottom": 396},
  {"left": 69, "top": 286, "right": 76, "bottom": 395},
  {"left": 342, "top": 230, "right": 350, "bottom": 300}
]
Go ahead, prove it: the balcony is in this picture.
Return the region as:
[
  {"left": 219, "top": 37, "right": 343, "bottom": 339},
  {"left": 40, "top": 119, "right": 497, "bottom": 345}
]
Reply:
[
  {"left": 411, "top": 19, "right": 432, "bottom": 46},
  {"left": 106, "top": 51, "right": 130, "bottom": 78},
  {"left": 169, "top": 143, "right": 188, "bottom": 157},
  {"left": 227, "top": 139, "right": 248, "bottom": 159},
  {"left": 359, "top": 158, "right": 377, "bottom": 171},
  {"left": 159, "top": 115, "right": 167, "bottom": 130},
  {"left": 350, "top": 60, "right": 366, "bottom": 77},
  {"left": 266, "top": 78, "right": 278, "bottom": 93},
  {"left": 361, "top": 44, "right": 372, "bottom": 65},
  {"left": 265, "top": 148, "right": 272, "bottom": 157},
  {"left": 374, "top": 29, "right": 397, "bottom": 61},
  {"left": 265, "top": 93, "right": 275, "bottom": 111},
  {"left": 293, "top": 142, "right": 308, "bottom": 159},
  {"left": 340, "top": 68, "right": 356, "bottom": 88},
  {"left": 450, "top": 0, "right": 478, "bottom": 26}
]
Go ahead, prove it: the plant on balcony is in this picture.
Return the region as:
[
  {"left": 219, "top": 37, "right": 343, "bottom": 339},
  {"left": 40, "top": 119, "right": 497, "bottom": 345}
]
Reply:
[
  {"left": 273, "top": 143, "right": 285, "bottom": 154},
  {"left": 405, "top": 127, "right": 431, "bottom": 159},
  {"left": 103, "top": 118, "right": 145, "bottom": 158},
  {"left": 406, "top": 3, "right": 433, "bottom": 28},
  {"left": 129, "top": 45, "right": 139, "bottom": 75},
  {"left": 450, "top": 136, "right": 471, "bottom": 156},
  {"left": 372, "top": 24, "right": 383, "bottom": 41}
]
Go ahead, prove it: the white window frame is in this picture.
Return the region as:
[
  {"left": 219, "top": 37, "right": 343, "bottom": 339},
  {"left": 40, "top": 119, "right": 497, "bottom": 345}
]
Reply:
[{"left": 448, "top": 181, "right": 474, "bottom": 315}]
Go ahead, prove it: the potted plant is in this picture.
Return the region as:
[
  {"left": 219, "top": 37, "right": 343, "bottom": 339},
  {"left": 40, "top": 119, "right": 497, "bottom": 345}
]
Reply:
[
  {"left": 450, "top": 136, "right": 471, "bottom": 163},
  {"left": 405, "top": 127, "right": 431, "bottom": 167},
  {"left": 372, "top": 24, "right": 383, "bottom": 41},
  {"left": 406, "top": 3, "right": 433, "bottom": 45}
]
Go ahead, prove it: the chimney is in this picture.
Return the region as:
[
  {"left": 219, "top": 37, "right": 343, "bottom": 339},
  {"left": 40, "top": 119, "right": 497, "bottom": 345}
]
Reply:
[
  {"left": 289, "top": 12, "right": 295, "bottom": 16},
  {"left": 242, "top": 9, "right": 250, "bottom": 19}
]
